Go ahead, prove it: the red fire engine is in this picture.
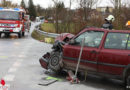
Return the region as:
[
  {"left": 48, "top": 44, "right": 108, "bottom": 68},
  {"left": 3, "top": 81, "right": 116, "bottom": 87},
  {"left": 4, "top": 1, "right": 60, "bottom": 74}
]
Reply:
[{"left": 0, "top": 8, "right": 29, "bottom": 38}]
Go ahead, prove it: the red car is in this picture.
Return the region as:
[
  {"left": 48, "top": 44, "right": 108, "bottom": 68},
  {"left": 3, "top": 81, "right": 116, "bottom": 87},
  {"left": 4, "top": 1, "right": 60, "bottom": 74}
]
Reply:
[{"left": 39, "top": 27, "right": 130, "bottom": 87}]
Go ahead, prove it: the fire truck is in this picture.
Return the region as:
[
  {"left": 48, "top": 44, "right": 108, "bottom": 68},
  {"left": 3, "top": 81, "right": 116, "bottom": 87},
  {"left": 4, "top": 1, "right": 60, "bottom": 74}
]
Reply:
[{"left": 0, "top": 8, "right": 28, "bottom": 38}]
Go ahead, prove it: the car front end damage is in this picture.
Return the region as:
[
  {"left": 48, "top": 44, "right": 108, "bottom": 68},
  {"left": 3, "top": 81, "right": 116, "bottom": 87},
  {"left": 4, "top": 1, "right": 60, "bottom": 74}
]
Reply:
[
  {"left": 39, "top": 33, "right": 74, "bottom": 71},
  {"left": 39, "top": 52, "right": 50, "bottom": 69}
]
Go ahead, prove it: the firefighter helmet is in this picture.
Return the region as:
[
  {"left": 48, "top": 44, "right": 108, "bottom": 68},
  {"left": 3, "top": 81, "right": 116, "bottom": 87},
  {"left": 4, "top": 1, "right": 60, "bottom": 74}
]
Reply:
[{"left": 105, "top": 15, "right": 115, "bottom": 22}]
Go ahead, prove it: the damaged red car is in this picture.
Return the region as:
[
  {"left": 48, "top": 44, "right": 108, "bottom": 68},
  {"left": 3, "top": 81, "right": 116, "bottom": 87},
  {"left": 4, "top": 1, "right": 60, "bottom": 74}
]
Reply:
[{"left": 39, "top": 27, "right": 130, "bottom": 86}]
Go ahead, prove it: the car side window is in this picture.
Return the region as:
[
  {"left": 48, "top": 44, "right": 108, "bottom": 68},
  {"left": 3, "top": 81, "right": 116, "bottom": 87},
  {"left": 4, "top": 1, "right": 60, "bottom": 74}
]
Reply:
[
  {"left": 75, "top": 31, "right": 104, "bottom": 48},
  {"left": 127, "top": 34, "right": 130, "bottom": 50},
  {"left": 104, "top": 33, "right": 129, "bottom": 49}
]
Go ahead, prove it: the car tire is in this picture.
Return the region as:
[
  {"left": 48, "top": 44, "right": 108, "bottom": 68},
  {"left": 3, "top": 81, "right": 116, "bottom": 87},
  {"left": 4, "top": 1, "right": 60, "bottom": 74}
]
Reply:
[
  {"left": 22, "top": 32, "right": 25, "bottom": 36},
  {"left": 48, "top": 52, "right": 63, "bottom": 73},
  {"left": 18, "top": 31, "right": 22, "bottom": 38}
]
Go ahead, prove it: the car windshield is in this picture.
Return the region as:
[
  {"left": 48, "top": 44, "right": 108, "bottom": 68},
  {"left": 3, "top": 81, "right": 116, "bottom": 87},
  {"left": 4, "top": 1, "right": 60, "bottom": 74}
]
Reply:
[{"left": 0, "top": 11, "right": 20, "bottom": 20}]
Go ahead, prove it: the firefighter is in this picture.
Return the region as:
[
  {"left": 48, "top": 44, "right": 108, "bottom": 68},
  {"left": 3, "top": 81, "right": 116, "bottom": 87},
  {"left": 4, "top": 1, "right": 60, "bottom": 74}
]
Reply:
[
  {"left": 102, "top": 15, "right": 115, "bottom": 30},
  {"left": 126, "top": 21, "right": 130, "bottom": 29},
  {"left": 126, "top": 21, "right": 130, "bottom": 49}
]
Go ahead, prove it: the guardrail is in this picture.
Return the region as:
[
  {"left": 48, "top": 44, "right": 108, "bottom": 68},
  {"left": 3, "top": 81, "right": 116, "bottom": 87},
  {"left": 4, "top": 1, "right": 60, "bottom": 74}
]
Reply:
[
  {"left": 36, "top": 29, "right": 60, "bottom": 38},
  {"left": 34, "top": 24, "right": 59, "bottom": 38}
]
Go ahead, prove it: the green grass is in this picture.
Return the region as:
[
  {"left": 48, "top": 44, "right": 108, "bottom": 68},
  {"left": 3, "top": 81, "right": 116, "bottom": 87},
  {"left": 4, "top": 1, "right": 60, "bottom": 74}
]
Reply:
[
  {"left": 40, "top": 23, "right": 77, "bottom": 34},
  {"left": 40, "top": 23, "right": 56, "bottom": 33},
  {"left": 31, "top": 30, "right": 55, "bottom": 44}
]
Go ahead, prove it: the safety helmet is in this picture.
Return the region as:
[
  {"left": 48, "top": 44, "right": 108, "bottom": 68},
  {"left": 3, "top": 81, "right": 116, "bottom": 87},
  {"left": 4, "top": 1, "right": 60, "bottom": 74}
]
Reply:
[
  {"left": 105, "top": 15, "right": 115, "bottom": 22},
  {"left": 126, "top": 21, "right": 130, "bottom": 26}
]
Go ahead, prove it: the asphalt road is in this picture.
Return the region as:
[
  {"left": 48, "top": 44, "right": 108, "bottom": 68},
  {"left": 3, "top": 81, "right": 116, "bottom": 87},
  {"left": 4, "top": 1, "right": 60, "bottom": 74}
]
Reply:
[{"left": 0, "top": 22, "right": 125, "bottom": 90}]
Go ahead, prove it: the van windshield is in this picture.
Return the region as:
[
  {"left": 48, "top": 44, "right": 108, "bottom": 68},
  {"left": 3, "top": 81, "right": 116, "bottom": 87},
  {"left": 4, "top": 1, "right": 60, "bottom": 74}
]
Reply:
[{"left": 0, "top": 11, "right": 20, "bottom": 20}]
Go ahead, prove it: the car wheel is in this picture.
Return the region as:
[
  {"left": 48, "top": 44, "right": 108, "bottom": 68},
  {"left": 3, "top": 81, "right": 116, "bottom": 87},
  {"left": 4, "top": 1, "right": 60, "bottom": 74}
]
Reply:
[
  {"left": 48, "top": 52, "right": 63, "bottom": 73},
  {"left": 18, "top": 31, "right": 22, "bottom": 38},
  {"left": 22, "top": 32, "right": 25, "bottom": 36}
]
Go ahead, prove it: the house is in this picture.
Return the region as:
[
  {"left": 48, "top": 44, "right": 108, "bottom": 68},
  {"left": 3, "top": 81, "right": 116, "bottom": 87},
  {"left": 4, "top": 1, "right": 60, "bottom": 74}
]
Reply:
[{"left": 96, "top": 6, "right": 114, "bottom": 13}]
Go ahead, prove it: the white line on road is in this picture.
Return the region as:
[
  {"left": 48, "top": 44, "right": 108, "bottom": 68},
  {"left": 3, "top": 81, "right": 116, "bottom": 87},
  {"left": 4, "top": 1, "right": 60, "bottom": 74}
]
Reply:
[
  {"left": 12, "top": 62, "right": 21, "bottom": 67},
  {"left": 18, "top": 55, "right": 26, "bottom": 58},
  {"left": 4, "top": 75, "right": 15, "bottom": 82},
  {"left": 8, "top": 67, "right": 17, "bottom": 73}
]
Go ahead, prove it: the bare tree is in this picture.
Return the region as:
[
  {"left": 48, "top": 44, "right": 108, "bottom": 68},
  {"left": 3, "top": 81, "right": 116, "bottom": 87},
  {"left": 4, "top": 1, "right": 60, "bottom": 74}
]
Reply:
[
  {"left": 110, "top": 0, "right": 121, "bottom": 9},
  {"left": 0, "top": 0, "right": 18, "bottom": 7},
  {"left": 77, "top": 0, "right": 99, "bottom": 21},
  {"left": 52, "top": 0, "right": 65, "bottom": 33}
]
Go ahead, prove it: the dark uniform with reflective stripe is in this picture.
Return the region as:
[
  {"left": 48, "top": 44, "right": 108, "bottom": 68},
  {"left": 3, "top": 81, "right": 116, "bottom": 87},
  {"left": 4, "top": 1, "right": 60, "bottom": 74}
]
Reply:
[{"left": 102, "top": 22, "right": 113, "bottom": 30}]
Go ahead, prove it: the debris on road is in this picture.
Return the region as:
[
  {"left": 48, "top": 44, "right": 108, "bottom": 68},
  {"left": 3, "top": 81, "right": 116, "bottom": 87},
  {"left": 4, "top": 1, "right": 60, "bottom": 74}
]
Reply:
[{"left": 38, "top": 76, "right": 62, "bottom": 86}]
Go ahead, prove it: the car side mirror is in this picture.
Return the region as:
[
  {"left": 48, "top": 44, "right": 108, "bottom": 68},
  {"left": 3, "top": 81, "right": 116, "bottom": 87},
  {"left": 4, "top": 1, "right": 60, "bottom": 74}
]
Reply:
[{"left": 69, "top": 39, "right": 76, "bottom": 45}]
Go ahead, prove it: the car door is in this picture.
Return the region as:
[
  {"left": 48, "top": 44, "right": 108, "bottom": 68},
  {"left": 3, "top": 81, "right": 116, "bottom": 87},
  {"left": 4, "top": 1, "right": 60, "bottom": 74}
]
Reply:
[
  {"left": 63, "top": 30, "right": 105, "bottom": 72},
  {"left": 98, "top": 32, "right": 130, "bottom": 75}
]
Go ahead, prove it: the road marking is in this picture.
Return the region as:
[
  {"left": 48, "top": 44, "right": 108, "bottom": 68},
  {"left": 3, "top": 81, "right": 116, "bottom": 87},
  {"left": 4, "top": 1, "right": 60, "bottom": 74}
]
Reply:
[
  {"left": 13, "top": 61, "right": 21, "bottom": 67},
  {"left": 0, "top": 56, "right": 8, "bottom": 59},
  {"left": 4, "top": 75, "right": 15, "bottom": 81},
  {"left": 8, "top": 67, "right": 17, "bottom": 73},
  {"left": 18, "top": 59, "right": 23, "bottom": 62},
  {"left": 18, "top": 55, "right": 25, "bottom": 58}
]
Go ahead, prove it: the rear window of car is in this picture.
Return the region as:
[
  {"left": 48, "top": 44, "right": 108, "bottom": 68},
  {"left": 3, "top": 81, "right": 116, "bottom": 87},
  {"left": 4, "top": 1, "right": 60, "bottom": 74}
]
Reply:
[{"left": 104, "top": 32, "right": 129, "bottom": 49}]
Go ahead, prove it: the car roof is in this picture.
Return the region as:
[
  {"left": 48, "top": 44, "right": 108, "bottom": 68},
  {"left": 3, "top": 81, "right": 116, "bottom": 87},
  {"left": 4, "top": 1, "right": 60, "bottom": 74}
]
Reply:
[{"left": 81, "top": 27, "right": 130, "bottom": 33}]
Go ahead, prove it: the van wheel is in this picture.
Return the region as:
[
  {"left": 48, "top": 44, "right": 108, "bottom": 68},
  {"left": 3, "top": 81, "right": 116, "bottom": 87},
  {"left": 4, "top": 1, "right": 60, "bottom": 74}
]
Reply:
[
  {"left": 22, "top": 32, "right": 25, "bottom": 36},
  {"left": 48, "top": 52, "right": 63, "bottom": 73},
  {"left": 0, "top": 33, "right": 1, "bottom": 38},
  {"left": 126, "top": 76, "right": 130, "bottom": 90},
  {"left": 5, "top": 33, "right": 10, "bottom": 37},
  {"left": 18, "top": 31, "right": 22, "bottom": 38}
]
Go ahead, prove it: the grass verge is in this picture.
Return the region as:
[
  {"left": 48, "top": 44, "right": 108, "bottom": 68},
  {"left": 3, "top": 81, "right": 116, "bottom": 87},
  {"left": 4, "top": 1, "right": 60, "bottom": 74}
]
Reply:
[
  {"left": 40, "top": 23, "right": 76, "bottom": 34},
  {"left": 40, "top": 23, "right": 56, "bottom": 33},
  {"left": 31, "top": 30, "right": 55, "bottom": 44}
]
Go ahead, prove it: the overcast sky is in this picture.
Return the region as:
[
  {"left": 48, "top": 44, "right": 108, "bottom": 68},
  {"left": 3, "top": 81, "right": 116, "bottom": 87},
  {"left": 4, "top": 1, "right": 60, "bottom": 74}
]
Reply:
[{"left": 11, "top": 0, "right": 129, "bottom": 9}]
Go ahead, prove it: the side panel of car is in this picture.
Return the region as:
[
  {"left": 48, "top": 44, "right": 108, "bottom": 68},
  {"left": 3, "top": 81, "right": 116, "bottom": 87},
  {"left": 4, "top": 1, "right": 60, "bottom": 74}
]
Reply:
[
  {"left": 98, "top": 49, "right": 129, "bottom": 75},
  {"left": 98, "top": 32, "right": 130, "bottom": 75},
  {"left": 63, "top": 45, "right": 98, "bottom": 71}
]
